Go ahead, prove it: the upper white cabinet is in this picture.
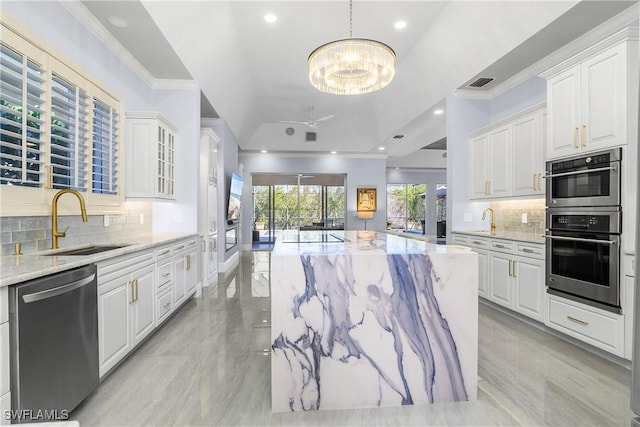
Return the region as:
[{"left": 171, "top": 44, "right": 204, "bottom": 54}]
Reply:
[
  {"left": 126, "top": 112, "right": 177, "bottom": 200},
  {"left": 512, "top": 110, "right": 545, "bottom": 196},
  {"left": 542, "top": 29, "right": 638, "bottom": 159},
  {"left": 469, "top": 105, "right": 545, "bottom": 200}
]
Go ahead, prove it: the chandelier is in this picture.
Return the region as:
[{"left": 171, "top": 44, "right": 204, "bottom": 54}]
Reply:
[{"left": 308, "top": 0, "right": 396, "bottom": 95}]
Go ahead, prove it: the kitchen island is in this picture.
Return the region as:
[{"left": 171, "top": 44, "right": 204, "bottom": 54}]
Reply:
[{"left": 271, "top": 230, "right": 478, "bottom": 412}]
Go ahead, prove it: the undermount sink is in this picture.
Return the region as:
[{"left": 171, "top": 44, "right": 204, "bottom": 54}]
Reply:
[{"left": 45, "top": 245, "right": 129, "bottom": 256}]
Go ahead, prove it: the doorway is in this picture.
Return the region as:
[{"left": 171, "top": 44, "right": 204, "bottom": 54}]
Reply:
[{"left": 252, "top": 173, "right": 346, "bottom": 247}]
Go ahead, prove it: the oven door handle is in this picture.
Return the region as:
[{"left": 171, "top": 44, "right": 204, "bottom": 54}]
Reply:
[
  {"left": 542, "top": 166, "right": 616, "bottom": 179},
  {"left": 543, "top": 234, "right": 617, "bottom": 245}
]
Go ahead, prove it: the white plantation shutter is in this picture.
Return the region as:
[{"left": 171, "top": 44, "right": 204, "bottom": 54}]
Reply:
[
  {"left": 0, "top": 43, "right": 46, "bottom": 187},
  {"left": 50, "top": 74, "right": 89, "bottom": 191},
  {"left": 92, "top": 99, "right": 118, "bottom": 194}
]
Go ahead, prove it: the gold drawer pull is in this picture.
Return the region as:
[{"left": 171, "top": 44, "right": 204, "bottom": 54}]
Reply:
[
  {"left": 163, "top": 302, "right": 171, "bottom": 309},
  {"left": 495, "top": 244, "right": 506, "bottom": 249},
  {"left": 159, "top": 250, "right": 170, "bottom": 256},
  {"left": 573, "top": 126, "right": 579, "bottom": 148},
  {"left": 472, "top": 241, "right": 484, "bottom": 245},
  {"left": 188, "top": 241, "right": 197, "bottom": 247},
  {"left": 162, "top": 272, "right": 171, "bottom": 277},
  {"left": 175, "top": 245, "right": 185, "bottom": 250},
  {"left": 567, "top": 315, "right": 589, "bottom": 326},
  {"left": 521, "top": 248, "right": 534, "bottom": 253}
]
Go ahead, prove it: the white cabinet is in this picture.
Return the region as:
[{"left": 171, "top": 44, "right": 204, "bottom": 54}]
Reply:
[
  {"left": 469, "top": 105, "right": 545, "bottom": 199},
  {"left": 185, "top": 239, "right": 199, "bottom": 296},
  {"left": 469, "top": 134, "right": 490, "bottom": 199},
  {"left": 173, "top": 243, "right": 187, "bottom": 307},
  {"left": 208, "top": 180, "right": 218, "bottom": 234},
  {"left": 488, "top": 245, "right": 545, "bottom": 323},
  {"left": 543, "top": 30, "right": 637, "bottom": 159},
  {"left": 512, "top": 110, "right": 545, "bottom": 196},
  {"left": 97, "top": 250, "right": 155, "bottom": 377},
  {"left": 207, "top": 233, "right": 219, "bottom": 285},
  {"left": 547, "top": 294, "right": 624, "bottom": 357},
  {"left": 125, "top": 112, "right": 177, "bottom": 200},
  {"left": 450, "top": 234, "right": 489, "bottom": 298},
  {"left": 624, "top": 254, "right": 636, "bottom": 360}
]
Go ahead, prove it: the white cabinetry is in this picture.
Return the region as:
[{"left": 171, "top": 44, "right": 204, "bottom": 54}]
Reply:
[
  {"left": 512, "top": 110, "right": 545, "bottom": 195},
  {"left": 97, "top": 250, "right": 155, "bottom": 377},
  {"left": 0, "top": 287, "right": 9, "bottom": 424},
  {"left": 469, "top": 105, "right": 545, "bottom": 199},
  {"left": 155, "top": 245, "right": 174, "bottom": 325},
  {"left": 624, "top": 254, "right": 636, "bottom": 359},
  {"left": 125, "top": 112, "right": 177, "bottom": 200},
  {"left": 185, "top": 238, "right": 199, "bottom": 296},
  {"left": 488, "top": 240, "right": 545, "bottom": 323},
  {"left": 173, "top": 238, "right": 199, "bottom": 308},
  {"left": 201, "top": 128, "right": 219, "bottom": 288},
  {"left": 542, "top": 29, "right": 638, "bottom": 159}
]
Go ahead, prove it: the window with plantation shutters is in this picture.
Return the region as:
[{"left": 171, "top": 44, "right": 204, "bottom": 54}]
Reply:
[
  {"left": 50, "top": 74, "right": 89, "bottom": 191},
  {"left": 92, "top": 99, "right": 118, "bottom": 194},
  {"left": 0, "top": 43, "right": 46, "bottom": 187}
]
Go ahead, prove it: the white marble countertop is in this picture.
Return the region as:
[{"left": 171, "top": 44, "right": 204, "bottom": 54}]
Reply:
[
  {"left": 273, "top": 230, "right": 472, "bottom": 256},
  {"left": 452, "top": 229, "right": 545, "bottom": 244},
  {"left": 0, "top": 232, "right": 200, "bottom": 287}
]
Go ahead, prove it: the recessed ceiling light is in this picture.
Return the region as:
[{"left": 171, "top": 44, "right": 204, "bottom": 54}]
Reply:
[
  {"left": 107, "top": 16, "right": 129, "bottom": 28},
  {"left": 261, "top": 150, "right": 267, "bottom": 153},
  {"left": 378, "top": 146, "right": 385, "bottom": 151},
  {"left": 433, "top": 109, "right": 444, "bottom": 115},
  {"left": 395, "top": 167, "right": 400, "bottom": 170},
  {"left": 264, "top": 13, "right": 277, "bottom": 23},
  {"left": 394, "top": 21, "right": 407, "bottom": 30},
  {"left": 331, "top": 151, "right": 337, "bottom": 154}
]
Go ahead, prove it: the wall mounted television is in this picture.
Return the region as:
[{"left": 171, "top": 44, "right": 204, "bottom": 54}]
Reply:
[{"left": 226, "top": 171, "right": 244, "bottom": 224}]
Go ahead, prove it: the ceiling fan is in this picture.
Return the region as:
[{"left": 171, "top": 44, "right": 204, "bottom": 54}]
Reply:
[{"left": 278, "top": 105, "right": 335, "bottom": 129}]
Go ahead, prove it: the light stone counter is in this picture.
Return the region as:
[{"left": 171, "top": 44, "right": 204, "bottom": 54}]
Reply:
[
  {"left": 0, "top": 232, "right": 199, "bottom": 287},
  {"left": 271, "top": 230, "right": 478, "bottom": 412},
  {"left": 452, "top": 229, "right": 545, "bottom": 244}
]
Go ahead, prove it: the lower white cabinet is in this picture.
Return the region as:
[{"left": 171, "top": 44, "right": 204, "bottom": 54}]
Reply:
[
  {"left": 1, "top": 287, "right": 10, "bottom": 423},
  {"left": 476, "top": 250, "right": 489, "bottom": 297},
  {"left": 185, "top": 239, "right": 199, "bottom": 296},
  {"left": 173, "top": 243, "right": 187, "bottom": 307},
  {"left": 97, "top": 251, "right": 155, "bottom": 377},
  {"left": 488, "top": 251, "right": 545, "bottom": 323},
  {"left": 547, "top": 294, "right": 624, "bottom": 357},
  {"left": 0, "top": 391, "right": 10, "bottom": 426},
  {"left": 207, "top": 234, "right": 218, "bottom": 286}
]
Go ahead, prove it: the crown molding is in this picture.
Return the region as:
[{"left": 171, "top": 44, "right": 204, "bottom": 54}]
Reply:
[
  {"left": 456, "top": 4, "right": 639, "bottom": 100},
  {"left": 60, "top": 1, "right": 195, "bottom": 91}
]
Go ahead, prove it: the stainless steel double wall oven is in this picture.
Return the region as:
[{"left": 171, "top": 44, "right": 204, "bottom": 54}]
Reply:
[{"left": 545, "top": 148, "right": 622, "bottom": 313}]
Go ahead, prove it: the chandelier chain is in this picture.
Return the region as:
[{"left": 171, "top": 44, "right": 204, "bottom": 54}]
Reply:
[{"left": 349, "top": 0, "right": 353, "bottom": 38}]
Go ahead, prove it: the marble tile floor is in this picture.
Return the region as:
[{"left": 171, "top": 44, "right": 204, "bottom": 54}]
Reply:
[{"left": 72, "top": 251, "right": 635, "bottom": 426}]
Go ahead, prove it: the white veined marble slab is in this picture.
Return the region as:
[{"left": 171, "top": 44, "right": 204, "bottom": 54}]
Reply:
[{"left": 271, "top": 231, "right": 478, "bottom": 412}]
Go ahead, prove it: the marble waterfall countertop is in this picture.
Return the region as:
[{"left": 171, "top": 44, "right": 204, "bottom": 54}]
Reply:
[
  {"left": 271, "top": 230, "right": 478, "bottom": 412},
  {"left": 0, "top": 232, "right": 199, "bottom": 287}
]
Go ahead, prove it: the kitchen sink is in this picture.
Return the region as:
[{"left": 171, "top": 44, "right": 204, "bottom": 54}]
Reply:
[{"left": 45, "top": 245, "right": 129, "bottom": 256}]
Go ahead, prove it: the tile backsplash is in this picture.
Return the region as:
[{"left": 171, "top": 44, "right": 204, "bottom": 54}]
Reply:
[
  {"left": 489, "top": 198, "right": 545, "bottom": 236},
  {"left": 0, "top": 202, "right": 152, "bottom": 255}
]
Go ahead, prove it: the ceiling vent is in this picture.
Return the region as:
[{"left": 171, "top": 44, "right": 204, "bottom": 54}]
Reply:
[
  {"left": 392, "top": 134, "right": 405, "bottom": 140},
  {"left": 305, "top": 132, "right": 317, "bottom": 142},
  {"left": 468, "top": 77, "right": 494, "bottom": 88}
]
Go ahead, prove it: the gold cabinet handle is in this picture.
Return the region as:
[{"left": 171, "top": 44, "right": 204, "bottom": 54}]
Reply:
[
  {"left": 567, "top": 315, "right": 589, "bottom": 326},
  {"left": 472, "top": 240, "right": 484, "bottom": 245},
  {"left": 581, "top": 125, "right": 586, "bottom": 147},
  {"left": 175, "top": 245, "right": 185, "bottom": 250},
  {"left": 185, "top": 254, "right": 191, "bottom": 271},
  {"left": 163, "top": 302, "right": 171, "bottom": 309},
  {"left": 521, "top": 248, "right": 534, "bottom": 253},
  {"left": 508, "top": 260, "right": 512, "bottom": 277},
  {"left": 129, "top": 281, "right": 135, "bottom": 304},
  {"left": 162, "top": 272, "right": 171, "bottom": 278},
  {"left": 134, "top": 279, "right": 139, "bottom": 302},
  {"left": 496, "top": 244, "right": 506, "bottom": 249},
  {"left": 188, "top": 241, "right": 197, "bottom": 247},
  {"left": 533, "top": 174, "right": 537, "bottom": 191},
  {"left": 573, "top": 126, "right": 579, "bottom": 148},
  {"left": 159, "top": 249, "right": 170, "bottom": 256},
  {"left": 537, "top": 173, "right": 543, "bottom": 191},
  {"left": 512, "top": 260, "right": 517, "bottom": 277}
]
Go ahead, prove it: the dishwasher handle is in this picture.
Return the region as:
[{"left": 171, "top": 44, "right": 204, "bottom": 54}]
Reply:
[{"left": 22, "top": 273, "right": 96, "bottom": 303}]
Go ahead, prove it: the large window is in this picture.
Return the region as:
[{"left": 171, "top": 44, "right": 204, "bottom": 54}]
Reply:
[
  {"left": 0, "top": 23, "right": 122, "bottom": 214},
  {"left": 386, "top": 184, "right": 426, "bottom": 233}
]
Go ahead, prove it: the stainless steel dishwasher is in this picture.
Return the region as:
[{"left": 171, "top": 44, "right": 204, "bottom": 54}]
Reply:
[{"left": 9, "top": 264, "right": 99, "bottom": 421}]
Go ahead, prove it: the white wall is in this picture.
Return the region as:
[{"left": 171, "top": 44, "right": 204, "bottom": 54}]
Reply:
[
  {"left": 386, "top": 169, "right": 447, "bottom": 237},
  {"left": 239, "top": 153, "right": 387, "bottom": 246},
  {"left": 3, "top": 2, "right": 201, "bottom": 234}
]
